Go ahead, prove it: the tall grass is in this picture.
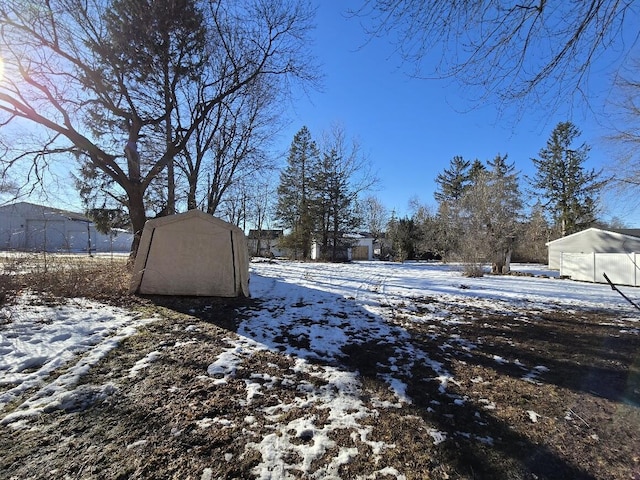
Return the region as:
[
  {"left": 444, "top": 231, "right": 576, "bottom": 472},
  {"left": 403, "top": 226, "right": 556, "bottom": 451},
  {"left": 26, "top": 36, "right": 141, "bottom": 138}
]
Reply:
[{"left": 0, "top": 253, "right": 132, "bottom": 303}]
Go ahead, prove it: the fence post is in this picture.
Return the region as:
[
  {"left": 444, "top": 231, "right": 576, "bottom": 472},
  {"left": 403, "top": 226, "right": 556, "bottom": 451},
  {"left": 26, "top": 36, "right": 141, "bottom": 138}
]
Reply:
[{"left": 593, "top": 252, "right": 596, "bottom": 283}]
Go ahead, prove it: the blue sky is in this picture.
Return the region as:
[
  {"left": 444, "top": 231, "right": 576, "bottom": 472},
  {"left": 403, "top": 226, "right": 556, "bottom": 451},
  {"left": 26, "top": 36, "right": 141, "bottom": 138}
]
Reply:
[
  {"left": 275, "top": 2, "right": 634, "bottom": 224},
  {"left": 5, "top": 1, "right": 636, "bottom": 226}
]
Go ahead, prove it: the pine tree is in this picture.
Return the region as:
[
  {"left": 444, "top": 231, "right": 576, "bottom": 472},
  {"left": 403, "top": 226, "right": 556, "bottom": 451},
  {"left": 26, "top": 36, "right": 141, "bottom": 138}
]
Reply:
[
  {"left": 529, "top": 121, "right": 607, "bottom": 237},
  {"left": 433, "top": 156, "right": 482, "bottom": 260},
  {"left": 434, "top": 156, "right": 472, "bottom": 203},
  {"left": 275, "top": 126, "right": 319, "bottom": 259},
  {"left": 390, "top": 217, "right": 421, "bottom": 261},
  {"left": 311, "top": 148, "right": 361, "bottom": 261}
]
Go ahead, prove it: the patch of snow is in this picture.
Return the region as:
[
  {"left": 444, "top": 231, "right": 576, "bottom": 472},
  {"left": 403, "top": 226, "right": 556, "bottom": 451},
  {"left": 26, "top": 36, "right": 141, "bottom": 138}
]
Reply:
[
  {"left": 527, "top": 410, "right": 541, "bottom": 423},
  {"left": 522, "top": 365, "right": 550, "bottom": 383},
  {"left": 126, "top": 439, "right": 148, "bottom": 449},
  {"left": 428, "top": 428, "right": 448, "bottom": 445},
  {"left": 128, "top": 350, "right": 161, "bottom": 378},
  {"left": 0, "top": 297, "right": 154, "bottom": 426}
]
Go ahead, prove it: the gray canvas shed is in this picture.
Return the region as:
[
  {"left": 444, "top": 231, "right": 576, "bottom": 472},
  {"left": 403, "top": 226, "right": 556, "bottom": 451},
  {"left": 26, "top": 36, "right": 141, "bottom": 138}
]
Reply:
[
  {"left": 546, "top": 227, "right": 640, "bottom": 269},
  {"left": 130, "top": 210, "right": 250, "bottom": 297}
]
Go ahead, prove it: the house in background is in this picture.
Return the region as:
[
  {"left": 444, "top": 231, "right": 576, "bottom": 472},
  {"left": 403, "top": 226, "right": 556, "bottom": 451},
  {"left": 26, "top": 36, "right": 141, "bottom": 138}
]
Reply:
[
  {"left": 310, "top": 232, "right": 374, "bottom": 261},
  {"left": 546, "top": 227, "right": 640, "bottom": 286},
  {"left": 247, "top": 229, "right": 285, "bottom": 258},
  {"left": 0, "top": 201, "right": 132, "bottom": 253}
]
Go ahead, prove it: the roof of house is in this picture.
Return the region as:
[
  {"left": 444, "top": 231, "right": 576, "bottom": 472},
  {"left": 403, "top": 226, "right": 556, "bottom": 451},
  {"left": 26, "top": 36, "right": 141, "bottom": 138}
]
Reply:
[
  {"left": 247, "top": 229, "right": 283, "bottom": 240},
  {"left": 342, "top": 232, "right": 374, "bottom": 239},
  {"left": 609, "top": 228, "right": 640, "bottom": 238}
]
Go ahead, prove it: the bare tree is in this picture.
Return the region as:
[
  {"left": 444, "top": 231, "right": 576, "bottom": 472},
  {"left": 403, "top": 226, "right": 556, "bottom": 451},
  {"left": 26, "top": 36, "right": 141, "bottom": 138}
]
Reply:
[
  {"left": 178, "top": 76, "right": 278, "bottom": 215},
  {"left": 354, "top": 1, "right": 638, "bottom": 109},
  {"left": 607, "top": 57, "right": 640, "bottom": 208},
  {"left": 0, "top": 0, "right": 316, "bottom": 255},
  {"left": 408, "top": 197, "right": 441, "bottom": 259},
  {"left": 313, "top": 124, "right": 378, "bottom": 261},
  {"left": 459, "top": 155, "right": 522, "bottom": 274},
  {"left": 361, "top": 195, "right": 388, "bottom": 244},
  {"left": 513, "top": 202, "right": 551, "bottom": 264}
]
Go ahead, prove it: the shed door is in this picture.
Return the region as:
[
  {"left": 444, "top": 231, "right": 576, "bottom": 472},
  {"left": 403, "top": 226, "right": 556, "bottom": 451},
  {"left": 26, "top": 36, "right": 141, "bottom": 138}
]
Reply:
[
  {"left": 352, "top": 245, "right": 369, "bottom": 260},
  {"left": 139, "top": 225, "right": 235, "bottom": 296}
]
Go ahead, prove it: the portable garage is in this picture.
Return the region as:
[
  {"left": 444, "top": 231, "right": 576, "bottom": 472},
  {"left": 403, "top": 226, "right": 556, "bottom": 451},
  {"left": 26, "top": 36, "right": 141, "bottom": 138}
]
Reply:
[{"left": 130, "top": 210, "right": 250, "bottom": 297}]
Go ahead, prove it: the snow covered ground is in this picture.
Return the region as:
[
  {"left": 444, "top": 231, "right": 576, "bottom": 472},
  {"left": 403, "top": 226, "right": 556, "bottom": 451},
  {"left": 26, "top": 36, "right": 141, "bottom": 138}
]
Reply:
[
  {"left": 0, "top": 296, "right": 155, "bottom": 428},
  {"left": 1, "top": 260, "right": 637, "bottom": 478},
  {"left": 234, "top": 261, "right": 637, "bottom": 478}
]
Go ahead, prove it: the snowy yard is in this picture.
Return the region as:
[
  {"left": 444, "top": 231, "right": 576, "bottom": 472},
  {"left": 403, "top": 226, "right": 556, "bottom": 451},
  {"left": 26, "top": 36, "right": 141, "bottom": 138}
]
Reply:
[{"left": 1, "top": 260, "right": 639, "bottom": 479}]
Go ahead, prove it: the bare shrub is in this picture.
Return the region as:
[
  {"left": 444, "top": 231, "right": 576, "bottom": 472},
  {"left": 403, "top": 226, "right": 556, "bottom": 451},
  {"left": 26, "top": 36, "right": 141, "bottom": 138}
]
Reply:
[
  {"left": 0, "top": 272, "right": 21, "bottom": 306},
  {"left": 462, "top": 263, "right": 485, "bottom": 278},
  {"left": 0, "top": 254, "right": 34, "bottom": 306},
  {"left": 26, "top": 259, "right": 131, "bottom": 301}
]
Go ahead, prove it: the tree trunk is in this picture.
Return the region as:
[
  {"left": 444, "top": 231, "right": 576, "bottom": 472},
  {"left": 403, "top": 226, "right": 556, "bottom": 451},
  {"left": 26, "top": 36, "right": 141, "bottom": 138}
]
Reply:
[
  {"left": 503, "top": 247, "right": 512, "bottom": 273},
  {"left": 187, "top": 174, "right": 198, "bottom": 210},
  {"left": 167, "top": 158, "right": 176, "bottom": 215},
  {"left": 126, "top": 184, "right": 148, "bottom": 259},
  {"left": 491, "top": 246, "right": 512, "bottom": 274}
]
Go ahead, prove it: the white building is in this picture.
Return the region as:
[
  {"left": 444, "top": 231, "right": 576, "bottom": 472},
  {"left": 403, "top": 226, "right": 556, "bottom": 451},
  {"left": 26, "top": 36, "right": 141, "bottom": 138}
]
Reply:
[
  {"left": 0, "top": 202, "right": 133, "bottom": 253},
  {"left": 310, "top": 233, "right": 374, "bottom": 261},
  {"left": 546, "top": 227, "right": 640, "bottom": 270},
  {"left": 247, "top": 229, "right": 286, "bottom": 257}
]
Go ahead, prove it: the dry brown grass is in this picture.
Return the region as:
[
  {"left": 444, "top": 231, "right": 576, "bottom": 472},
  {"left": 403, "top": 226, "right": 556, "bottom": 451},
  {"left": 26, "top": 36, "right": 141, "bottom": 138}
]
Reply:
[{"left": 0, "top": 253, "right": 131, "bottom": 304}]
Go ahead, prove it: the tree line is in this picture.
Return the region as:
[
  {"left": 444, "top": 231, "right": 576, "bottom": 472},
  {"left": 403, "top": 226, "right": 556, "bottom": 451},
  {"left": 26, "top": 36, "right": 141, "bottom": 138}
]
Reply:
[
  {"left": 274, "top": 125, "right": 375, "bottom": 261},
  {"left": 268, "top": 119, "right": 609, "bottom": 270},
  {"left": 382, "top": 121, "right": 609, "bottom": 273}
]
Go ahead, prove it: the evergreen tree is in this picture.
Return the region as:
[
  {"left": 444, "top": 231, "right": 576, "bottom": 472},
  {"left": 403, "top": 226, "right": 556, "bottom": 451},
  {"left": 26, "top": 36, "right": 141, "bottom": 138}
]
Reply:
[
  {"left": 433, "top": 156, "right": 481, "bottom": 260},
  {"left": 275, "top": 126, "right": 318, "bottom": 259},
  {"left": 276, "top": 125, "right": 371, "bottom": 261},
  {"left": 312, "top": 147, "right": 361, "bottom": 261},
  {"left": 469, "top": 159, "right": 488, "bottom": 184},
  {"left": 434, "top": 156, "right": 471, "bottom": 203},
  {"left": 388, "top": 216, "right": 420, "bottom": 261},
  {"left": 529, "top": 121, "right": 607, "bottom": 237}
]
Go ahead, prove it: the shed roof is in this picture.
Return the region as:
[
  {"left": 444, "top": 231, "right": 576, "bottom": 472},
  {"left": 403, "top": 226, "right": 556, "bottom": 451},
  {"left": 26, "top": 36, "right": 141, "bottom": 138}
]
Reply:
[
  {"left": 0, "top": 201, "right": 90, "bottom": 222},
  {"left": 609, "top": 228, "right": 640, "bottom": 238},
  {"left": 546, "top": 227, "right": 640, "bottom": 246}
]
